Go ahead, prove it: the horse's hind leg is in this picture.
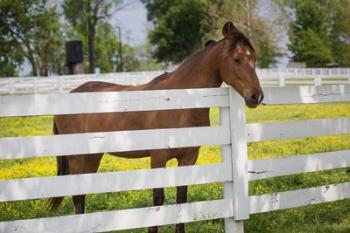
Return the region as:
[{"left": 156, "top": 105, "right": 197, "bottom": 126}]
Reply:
[
  {"left": 68, "top": 153, "right": 103, "bottom": 214},
  {"left": 148, "top": 150, "right": 170, "bottom": 233},
  {"left": 175, "top": 148, "right": 199, "bottom": 233}
]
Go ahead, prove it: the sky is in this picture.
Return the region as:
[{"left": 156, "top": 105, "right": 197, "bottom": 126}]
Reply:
[{"left": 112, "top": 0, "right": 150, "bottom": 46}]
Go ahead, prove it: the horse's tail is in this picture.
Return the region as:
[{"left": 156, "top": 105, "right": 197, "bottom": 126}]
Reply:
[{"left": 47, "top": 120, "right": 69, "bottom": 212}]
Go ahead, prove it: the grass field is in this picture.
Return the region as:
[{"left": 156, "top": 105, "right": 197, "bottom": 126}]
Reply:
[{"left": 0, "top": 102, "right": 350, "bottom": 233}]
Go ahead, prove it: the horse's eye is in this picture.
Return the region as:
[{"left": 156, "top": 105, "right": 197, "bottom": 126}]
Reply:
[{"left": 234, "top": 58, "right": 241, "bottom": 64}]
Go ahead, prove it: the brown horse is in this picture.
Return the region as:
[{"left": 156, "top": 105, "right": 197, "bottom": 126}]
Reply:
[{"left": 48, "top": 21, "right": 263, "bottom": 233}]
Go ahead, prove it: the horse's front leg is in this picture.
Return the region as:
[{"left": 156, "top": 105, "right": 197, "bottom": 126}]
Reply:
[
  {"left": 148, "top": 188, "right": 164, "bottom": 233},
  {"left": 148, "top": 150, "right": 170, "bottom": 233},
  {"left": 175, "top": 185, "right": 187, "bottom": 233},
  {"left": 176, "top": 148, "right": 199, "bottom": 233},
  {"left": 68, "top": 154, "right": 103, "bottom": 214}
]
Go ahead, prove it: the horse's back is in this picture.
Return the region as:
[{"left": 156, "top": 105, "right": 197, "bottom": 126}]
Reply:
[
  {"left": 71, "top": 81, "right": 137, "bottom": 93},
  {"left": 71, "top": 72, "right": 170, "bottom": 93},
  {"left": 54, "top": 72, "right": 209, "bottom": 136}
]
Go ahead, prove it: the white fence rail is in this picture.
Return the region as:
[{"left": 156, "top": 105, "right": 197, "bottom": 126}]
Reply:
[
  {"left": 247, "top": 84, "right": 350, "bottom": 220},
  {"left": 258, "top": 68, "right": 350, "bottom": 87},
  {"left": 0, "top": 84, "right": 349, "bottom": 232},
  {"left": 0, "top": 87, "right": 238, "bottom": 233},
  {"left": 1, "top": 68, "right": 350, "bottom": 94}
]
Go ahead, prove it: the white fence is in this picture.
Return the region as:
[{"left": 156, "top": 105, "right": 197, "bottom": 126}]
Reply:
[
  {"left": 1, "top": 68, "right": 350, "bottom": 94},
  {"left": 0, "top": 84, "right": 350, "bottom": 232}
]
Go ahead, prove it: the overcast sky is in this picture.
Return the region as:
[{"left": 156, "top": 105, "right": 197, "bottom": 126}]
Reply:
[{"left": 112, "top": 0, "right": 149, "bottom": 46}]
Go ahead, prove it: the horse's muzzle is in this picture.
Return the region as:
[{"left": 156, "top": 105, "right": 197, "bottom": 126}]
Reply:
[{"left": 244, "top": 91, "right": 264, "bottom": 108}]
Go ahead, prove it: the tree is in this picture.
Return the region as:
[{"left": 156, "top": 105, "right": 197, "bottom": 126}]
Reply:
[
  {"left": 94, "top": 22, "right": 147, "bottom": 72},
  {"left": 0, "top": 0, "right": 64, "bottom": 76},
  {"left": 203, "top": 0, "right": 282, "bottom": 68},
  {"left": 66, "top": 19, "right": 154, "bottom": 73},
  {"left": 288, "top": 0, "right": 333, "bottom": 67},
  {"left": 63, "top": 0, "right": 126, "bottom": 73},
  {"left": 93, "top": 22, "right": 122, "bottom": 72},
  {"left": 142, "top": 0, "right": 206, "bottom": 64},
  {"left": 275, "top": 0, "right": 350, "bottom": 67},
  {"left": 133, "top": 43, "right": 163, "bottom": 71},
  {"left": 0, "top": 41, "right": 22, "bottom": 77},
  {"left": 330, "top": 0, "right": 350, "bottom": 66}
]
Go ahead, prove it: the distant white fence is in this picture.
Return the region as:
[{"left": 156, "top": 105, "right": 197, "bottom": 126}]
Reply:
[
  {"left": 1, "top": 68, "right": 350, "bottom": 94},
  {"left": 258, "top": 68, "right": 350, "bottom": 86},
  {"left": 0, "top": 85, "right": 350, "bottom": 232}
]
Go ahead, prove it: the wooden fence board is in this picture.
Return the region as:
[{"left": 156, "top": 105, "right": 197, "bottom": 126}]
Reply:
[
  {"left": 0, "top": 163, "right": 231, "bottom": 202},
  {"left": 0, "top": 88, "right": 229, "bottom": 117},
  {"left": 262, "top": 85, "right": 350, "bottom": 105},
  {"left": 248, "top": 150, "right": 350, "bottom": 180},
  {"left": 0, "top": 199, "right": 234, "bottom": 233},
  {"left": 0, "top": 126, "right": 230, "bottom": 159},
  {"left": 250, "top": 182, "right": 350, "bottom": 214},
  {"left": 247, "top": 118, "right": 350, "bottom": 142}
]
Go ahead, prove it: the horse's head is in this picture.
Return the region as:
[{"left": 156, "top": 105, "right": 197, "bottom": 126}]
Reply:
[{"left": 218, "top": 21, "right": 263, "bottom": 108}]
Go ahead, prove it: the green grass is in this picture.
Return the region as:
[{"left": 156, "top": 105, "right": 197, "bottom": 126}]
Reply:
[{"left": 0, "top": 102, "right": 350, "bottom": 232}]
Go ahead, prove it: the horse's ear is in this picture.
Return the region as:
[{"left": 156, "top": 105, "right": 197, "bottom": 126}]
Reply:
[
  {"left": 222, "top": 21, "right": 239, "bottom": 39},
  {"left": 204, "top": 40, "right": 216, "bottom": 47}
]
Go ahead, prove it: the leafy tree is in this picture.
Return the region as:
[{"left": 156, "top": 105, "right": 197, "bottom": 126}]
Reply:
[
  {"left": 288, "top": 0, "right": 333, "bottom": 67},
  {"left": 66, "top": 19, "right": 144, "bottom": 73},
  {"left": 93, "top": 22, "right": 121, "bottom": 72},
  {"left": 94, "top": 22, "right": 144, "bottom": 72},
  {"left": 0, "top": 41, "right": 22, "bottom": 77},
  {"left": 330, "top": 0, "right": 350, "bottom": 66},
  {"left": 63, "top": 0, "right": 126, "bottom": 73},
  {"left": 255, "top": 32, "right": 281, "bottom": 68},
  {"left": 142, "top": 0, "right": 206, "bottom": 63},
  {"left": 275, "top": 0, "right": 350, "bottom": 67},
  {"left": 133, "top": 43, "right": 163, "bottom": 71},
  {"left": 0, "top": 0, "right": 64, "bottom": 76}
]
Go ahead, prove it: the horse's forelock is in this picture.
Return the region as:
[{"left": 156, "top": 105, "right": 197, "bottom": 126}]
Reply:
[{"left": 230, "top": 33, "right": 255, "bottom": 54}]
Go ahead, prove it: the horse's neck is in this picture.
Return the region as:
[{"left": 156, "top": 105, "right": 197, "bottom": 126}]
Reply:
[{"left": 158, "top": 43, "right": 224, "bottom": 89}]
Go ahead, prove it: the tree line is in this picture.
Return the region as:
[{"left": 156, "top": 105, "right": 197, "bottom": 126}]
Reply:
[
  {"left": 0, "top": 0, "right": 160, "bottom": 77},
  {"left": 1, "top": 0, "right": 349, "bottom": 77}
]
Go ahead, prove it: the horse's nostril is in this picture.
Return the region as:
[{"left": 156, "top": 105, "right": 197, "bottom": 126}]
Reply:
[
  {"left": 248, "top": 92, "right": 263, "bottom": 104},
  {"left": 250, "top": 94, "right": 259, "bottom": 103},
  {"left": 245, "top": 92, "right": 263, "bottom": 107}
]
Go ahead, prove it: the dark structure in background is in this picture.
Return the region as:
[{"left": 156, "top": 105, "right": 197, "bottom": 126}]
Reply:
[{"left": 65, "top": 40, "right": 84, "bottom": 75}]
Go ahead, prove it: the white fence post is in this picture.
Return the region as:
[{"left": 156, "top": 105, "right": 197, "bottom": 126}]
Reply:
[
  {"left": 315, "top": 75, "right": 322, "bottom": 86},
  {"left": 278, "top": 69, "right": 285, "bottom": 87},
  {"left": 8, "top": 78, "right": 15, "bottom": 94},
  {"left": 221, "top": 107, "right": 244, "bottom": 233},
  {"left": 58, "top": 76, "right": 64, "bottom": 93},
  {"left": 228, "top": 88, "right": 250, "bottom": 220},
  {"left": 33, "top": 77, "right": 37, "bottom": 93}
]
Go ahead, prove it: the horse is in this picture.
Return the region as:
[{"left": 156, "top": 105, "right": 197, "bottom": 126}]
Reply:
[{"left": 47, "top": 21, "right": 263, "bottom": 233}]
